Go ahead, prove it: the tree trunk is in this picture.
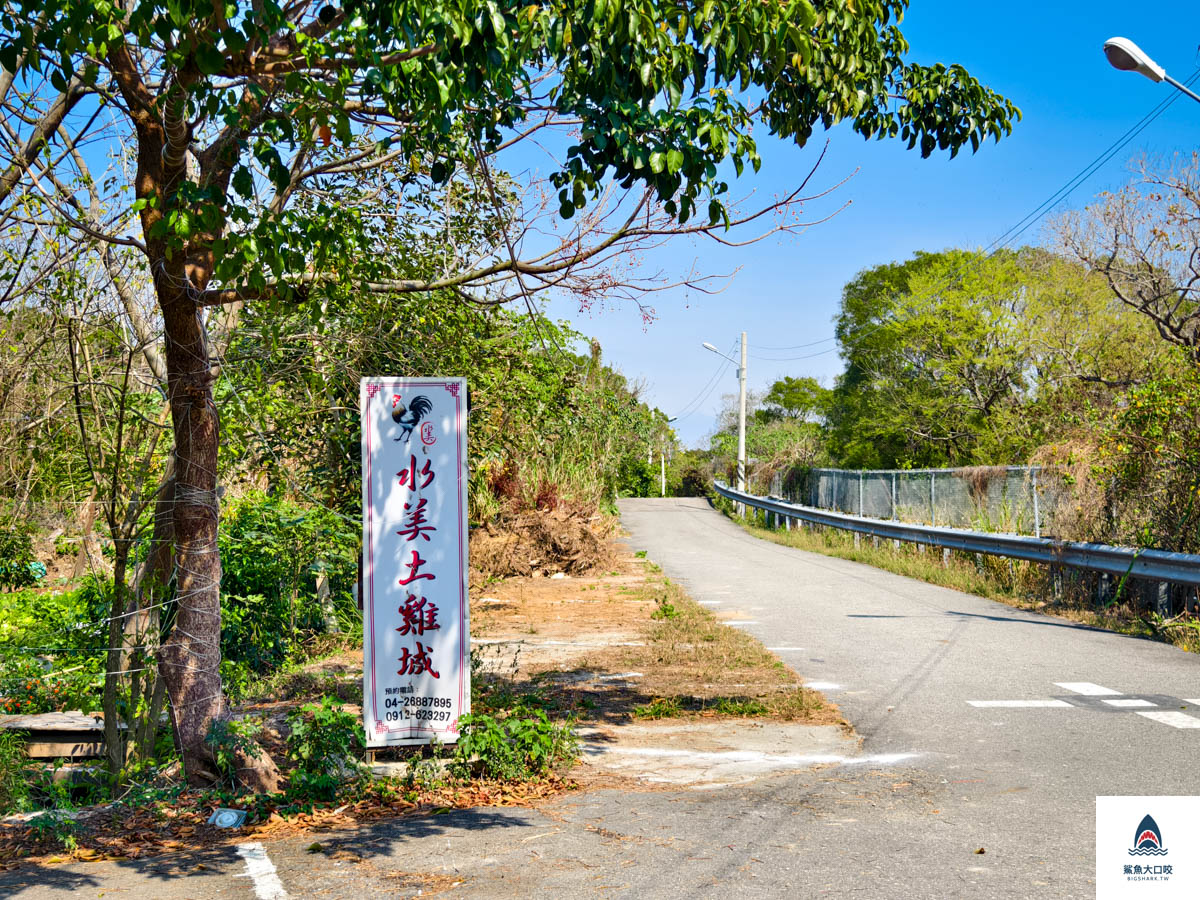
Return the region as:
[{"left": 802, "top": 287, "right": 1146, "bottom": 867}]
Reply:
[
  {"left": 155, "top": 290, "right": 279, "bottom": 791},
  {"left": 102, "top": 545, "right": 130, "bottom": 780}
]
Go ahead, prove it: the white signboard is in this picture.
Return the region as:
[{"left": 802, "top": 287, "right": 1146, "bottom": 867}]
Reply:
[{"left": 361, "top": 377, "right": 469, "bottom": 747}]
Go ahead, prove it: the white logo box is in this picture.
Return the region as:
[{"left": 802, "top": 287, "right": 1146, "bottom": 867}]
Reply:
[{"left": 1097, "top": 796, "right": 1200, "bottom": 899}]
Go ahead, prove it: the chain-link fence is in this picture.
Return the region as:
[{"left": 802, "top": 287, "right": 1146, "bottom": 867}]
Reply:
[{"left": 769, "top": 465, "right": 1063, "bottom": 537}]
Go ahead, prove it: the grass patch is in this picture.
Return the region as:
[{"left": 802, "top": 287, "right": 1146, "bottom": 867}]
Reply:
[
  {"left": 632, "top": 696, "right": 772, "bottom": 719},
  {"left": 606, "top": 576, "right": 836, "bottom": 724}
]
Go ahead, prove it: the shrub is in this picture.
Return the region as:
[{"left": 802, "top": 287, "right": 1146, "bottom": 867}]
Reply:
[
  {"left": 0, "top": 517, "right": 37, "bottom": 591},
  {"left": 0, "top": 657, "right": 102, "bottom": 715},
  {"left": 0, "top": 730, "right": 30, "bottom": 814},
  {"left": 676, "top": 465, "right": 713, "bottom": 498},
  {"left": 452, "top": 711, "right": 578, "bottom": 781},
  {"left": 285, "top": 696, "right": 363, "bottom": 801},
  {"left": 204, "top": 717, "right": 265, "bottom": 792},
  {"left": 219, "top": 494, "right": 359, "bottom": 675}
]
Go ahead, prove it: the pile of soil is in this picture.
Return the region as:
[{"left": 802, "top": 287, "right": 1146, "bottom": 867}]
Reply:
[{"left": 470, "top": 508, "right": 616, "bottom": 581}]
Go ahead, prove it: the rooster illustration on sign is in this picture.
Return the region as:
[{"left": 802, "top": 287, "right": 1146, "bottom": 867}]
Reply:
[{"left": 391, "top": 394, "right": 432, "bottom": 443}]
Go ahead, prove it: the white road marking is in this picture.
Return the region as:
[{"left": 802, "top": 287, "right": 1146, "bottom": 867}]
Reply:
[
  {"left": 1184, "top": 699, "right": 1200, "bottom": 705},
  {"left": 587, "top": 746, "right": 919, "bottom": 767},
  {"left": 1136, "top": 711, "right": 1200, "bottom": 729},
  {"left": 1054, "top": 682, "right": 1120, "bottom": 696},
  {"left": 698, "top": 600, "right": 722, "bottom": 605},
  {"left": 967, "top": 700, "right": 1074, "bottom": 708},
  {"left": 805, "top": 681, "right": 842, "bottom": 691},
  {"left": 767, "top": 647, "right": 805, "bottom": 652},
  {"left": 235, "top": 843, "right": 289, "bottom": 900},
  {"left": 1102, "top": 698, "right": 1156, "bottom": 708}
]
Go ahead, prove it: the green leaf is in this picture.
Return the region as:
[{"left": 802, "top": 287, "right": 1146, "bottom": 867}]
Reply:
[
  {"left": 232, "top": 167, "right": 254, "bottom": 199},
  {"left": 195, "top": 44, "right": 226, "bottom": 75}
]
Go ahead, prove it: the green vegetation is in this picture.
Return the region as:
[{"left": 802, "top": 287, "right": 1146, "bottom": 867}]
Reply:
[
  {"left": 285, "top": 697, "right": 365, "bottom": 802},
  {"left": 698, "top": 236, "right": 1200, "bottom": 565},
  {"left": 0, "top": 0, "right": 1021, "bottom": 779},
  {"left": 452, "top": 711, "right": 579, "bottom": 781}
]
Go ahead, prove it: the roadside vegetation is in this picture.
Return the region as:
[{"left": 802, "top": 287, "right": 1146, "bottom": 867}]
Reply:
[
  {"left": 726, "top": 506, "right": 1200, "bottom": 657},
  {"left": 667, "top": 157, "right": 1200, "bottom": 636}
]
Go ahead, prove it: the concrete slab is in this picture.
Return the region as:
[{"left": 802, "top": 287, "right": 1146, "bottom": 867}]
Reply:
[{"left": 578, "top": 720, "right": 861, "bottom": 787}]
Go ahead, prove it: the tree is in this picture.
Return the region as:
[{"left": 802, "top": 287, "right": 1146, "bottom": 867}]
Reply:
[
  {"left": 1053, "top": 153, "right": 1200, "bottom": 360},
  {"left": 824, "top": 247, "right": 1169, "bottom": 468},
  {"left": 763, "top": 375, "right": 829, "bottom": 421},
  {"left": 0, "top": 0, "right": 1019, "bottom": 784}
]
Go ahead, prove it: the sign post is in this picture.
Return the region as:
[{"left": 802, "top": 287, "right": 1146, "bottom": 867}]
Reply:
[{"left": 360, "top": 377, "right": 469, "bottom": 747}]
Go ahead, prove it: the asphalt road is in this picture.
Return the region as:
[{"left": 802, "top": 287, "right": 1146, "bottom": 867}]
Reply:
[{"left": 4, "top": 497, "right": 1198, "bottom": 898}]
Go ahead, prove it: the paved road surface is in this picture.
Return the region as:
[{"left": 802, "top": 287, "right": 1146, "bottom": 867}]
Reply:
[{"left": 4, "top": 497, "right": 1197, "bottom": 898}]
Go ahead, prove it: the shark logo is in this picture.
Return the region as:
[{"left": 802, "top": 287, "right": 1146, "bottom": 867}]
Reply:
[{"left": 1129, "top": 814, "right": 1168, "bottom": 856}]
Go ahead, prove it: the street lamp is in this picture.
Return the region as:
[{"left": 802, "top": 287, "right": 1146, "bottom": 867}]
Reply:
[
  {"left": 660, "top": 416, "right": 677, "bottom": 497},
  {"left": 1103, "top": 37, "right": 1200, "bottom": 105},
  {"left": 702, "top": 333, "right": 747, "bottom": 512}
]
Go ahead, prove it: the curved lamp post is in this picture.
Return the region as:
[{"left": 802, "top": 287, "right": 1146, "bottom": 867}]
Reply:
[{"left": 1104, "top": 37, "right": 1200, "bottom": 105}]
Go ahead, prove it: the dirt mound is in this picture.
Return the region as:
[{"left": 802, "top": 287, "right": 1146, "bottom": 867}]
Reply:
[{"left": 470, "top": 509, "right": 616, "bottom": 581}]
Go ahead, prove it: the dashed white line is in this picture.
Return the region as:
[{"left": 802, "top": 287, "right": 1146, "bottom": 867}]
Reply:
[
  {"left": 967, "top": 700, "right": 1074, "bottom": 708},
  {"left": 698, "top": 600, "right": 722, "bottom": 605},
  {"left": 1184, "top": 699, "right": 1200, "bottom": 705},
  {"left": 1102, "top": 698, "right": 1156, "bottom": 708},
  {"left": 1054, "top": 682, "right": 1120, "bottom": 696},
  {"left": 235, "top": 843, "right": 289, "bottom": 900},
  {"left": 1136, "top": 711, "right": 1200, "bottom": 729},
  {"left": 805, "top": 681, "right": 842, "bottom": 691}
]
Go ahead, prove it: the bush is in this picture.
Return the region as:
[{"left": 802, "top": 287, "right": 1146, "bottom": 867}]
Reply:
[
  {"left": 0, "top": 657, "right": 101, "bottom": 715},
  {"left": 0, "top": 517, "right": 37, "bottom": 591},
  {"left": 0, "top": 576, "right": 111, "bottom": 656},
  {"left": 204, "top": 717, "right": 265, "bottom": 792},
  {"left": 452, "top": 711, "right": 578, "bottom": 781},
  {"left": 0, "top": 730, "right": 30, "bottom": 814},
  {"left": 285, "top": 696, "right": 363, "bottom": 801},
  {"left": 676, "top": 465, "right": 713, "bottom": 498},
  {"left": 219, "top": 494, "right": 359, "bottom": 675},
  {"left": 616, "top": 457, "right": 654, "bottom": 498},
  {"left": 1100, "top": 369, "right": 1200, "bottom": 552}
]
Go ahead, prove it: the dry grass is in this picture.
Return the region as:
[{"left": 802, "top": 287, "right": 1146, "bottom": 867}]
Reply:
[
  {"left": 469, "top": 555, "right": 842, "bottom": 727},
  {"left": 604, "top": 578, "right": 834, "bottom": 722}
]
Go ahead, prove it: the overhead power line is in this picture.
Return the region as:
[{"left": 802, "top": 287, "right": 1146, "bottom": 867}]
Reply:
[{"left": 765, "top": 66, "right": 1200, "bottom": 363}]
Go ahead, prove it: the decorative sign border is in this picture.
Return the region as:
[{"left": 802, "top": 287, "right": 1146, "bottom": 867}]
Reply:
[{"left": 360, "top": 378, "right": 469, "bottom": 747}]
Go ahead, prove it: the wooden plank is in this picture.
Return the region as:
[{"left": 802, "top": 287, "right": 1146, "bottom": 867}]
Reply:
[
  {"left": 0, "top": 712, "right": 106, "bottom": 732},
  {"left": 24, "top": 740, "right": 105, "bottom": 759}
]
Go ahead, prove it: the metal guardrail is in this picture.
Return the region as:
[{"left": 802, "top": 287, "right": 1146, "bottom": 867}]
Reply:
[{"left": 715, "top": 482, "right": 1200, "bottom": 587}]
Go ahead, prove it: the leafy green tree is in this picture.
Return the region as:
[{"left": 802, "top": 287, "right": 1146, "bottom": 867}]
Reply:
[
  {"left": 0, "top": 0, "right": 1018, "bottom": 784},
  {"left": 763, "top": 376, "right": 830, "bottom": 421},
  {"left": 823, "top": 248, "right": 1170, "bottom": 468}
]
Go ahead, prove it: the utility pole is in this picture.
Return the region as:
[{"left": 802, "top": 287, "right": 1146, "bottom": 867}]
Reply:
[
  {"left": 660, "top": 416, "right": 677, "bottom": 498},
  {"left": 702, "top": 335, "right": 748, "bottom": 516},
  {"left": 737, "top": 331, "right": 747, "bottom": 498}
]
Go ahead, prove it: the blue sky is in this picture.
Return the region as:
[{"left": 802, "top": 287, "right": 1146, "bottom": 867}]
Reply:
[{"left": 541, "top": 2, "right": 1200, "bottom": 447}]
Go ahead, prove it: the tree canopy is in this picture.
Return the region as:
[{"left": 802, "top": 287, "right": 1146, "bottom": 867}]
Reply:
[
  {"left": 0, "top": 0, "right": 1020, "bottom": 786},
  {"left": 823, "top": 247, "right": 1170, "bottom": 468}
]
